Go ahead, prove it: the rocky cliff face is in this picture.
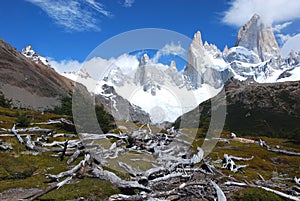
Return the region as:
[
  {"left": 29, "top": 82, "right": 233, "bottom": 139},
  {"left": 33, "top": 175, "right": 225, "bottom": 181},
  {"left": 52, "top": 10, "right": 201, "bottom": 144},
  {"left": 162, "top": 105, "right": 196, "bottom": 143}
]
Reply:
[
  {"left": 95, "top": 84, "right": 151, "bottom": 124},
  {"left": 0, "top": 39, "right": 74, "bottom": 110},
  {"left": 184, "top": 31, "right": 225, "bottom": 89},
  {"left": 236, "top": 14, "right": 282, "bottom": 63},
  {"left": 134, "top": 54, "right": 166, "bottom": 96}
]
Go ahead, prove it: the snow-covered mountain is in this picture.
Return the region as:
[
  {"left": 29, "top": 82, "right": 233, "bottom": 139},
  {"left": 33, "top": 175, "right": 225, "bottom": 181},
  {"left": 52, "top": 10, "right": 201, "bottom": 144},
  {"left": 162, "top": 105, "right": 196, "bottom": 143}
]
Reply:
[
  {"left": 21, "top": 45, "right": 50, "bottom": 66},
  {"left": 58, "top": 14, "right": 300, "bottom": 123}
]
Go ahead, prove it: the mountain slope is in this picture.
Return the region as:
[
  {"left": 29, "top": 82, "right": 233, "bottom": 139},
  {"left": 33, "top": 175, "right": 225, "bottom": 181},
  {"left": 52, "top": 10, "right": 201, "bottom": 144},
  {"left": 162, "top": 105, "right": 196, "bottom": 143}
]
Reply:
[
  {"left": 174, "top": 77, "right": 300, "bottom": 141},
  {"left": 0, "top": 39, "right": 74, "bottom": 110}
]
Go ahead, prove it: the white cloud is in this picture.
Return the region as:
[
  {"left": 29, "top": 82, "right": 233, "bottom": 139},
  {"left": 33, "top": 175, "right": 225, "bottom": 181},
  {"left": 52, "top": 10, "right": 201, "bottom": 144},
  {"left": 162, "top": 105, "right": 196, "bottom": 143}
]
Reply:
[
  {"left": 152, "top": 42, "right": 186, "bottom": 63},
  {"left": 85, "top": 0, "right": 110, "bottom": 16},
  {"left": 273, "top": 21, "right": 292, "bottom": 33},
  {"left": 223, "top": 0, "right": 300, "bottom": 26},
  {"left": 49, "top": 54, "right": 139, "bottom": 76},
  {"left": 123, "top": 0, "right": 135, "bottom": 7},
  {"left": 26, "top": 0, "right": 111, "bottom": 31},
  {"left": 114, "top": 54, "right": 139, "bottom": 74},
  {"left": 48, "top": 58, "right": 83, "bottom": 73},
  {"left": 281, "top": 33, "right": 300, "bottom": 57}
]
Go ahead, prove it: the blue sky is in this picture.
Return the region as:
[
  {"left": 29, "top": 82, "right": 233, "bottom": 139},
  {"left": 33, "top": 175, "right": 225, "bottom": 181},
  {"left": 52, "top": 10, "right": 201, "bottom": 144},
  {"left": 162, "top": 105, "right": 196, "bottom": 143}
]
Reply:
[{"left": 1, "top": 0, "right": 300, "bottom": 71}]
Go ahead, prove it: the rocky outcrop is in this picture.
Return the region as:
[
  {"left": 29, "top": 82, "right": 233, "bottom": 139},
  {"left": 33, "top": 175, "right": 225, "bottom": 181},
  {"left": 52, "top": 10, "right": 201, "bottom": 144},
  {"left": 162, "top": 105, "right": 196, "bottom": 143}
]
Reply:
[
  {"left": 184, "top": 31, "right": 224, "bottom": 89},
  {"left": 165, "top": 61, "right": 184, "bottom": 86},
  {"left": 96, "top": 84, "right": 151, "bottom": 124},
  {"left": 21, "top": 45, "right": 50, "bottom": 66},
  {"left": 236, "top": 14, "right": 282, "bottom": 63},
  {"left": 134, "top": 54, "right": 165, "bottom": 96}
]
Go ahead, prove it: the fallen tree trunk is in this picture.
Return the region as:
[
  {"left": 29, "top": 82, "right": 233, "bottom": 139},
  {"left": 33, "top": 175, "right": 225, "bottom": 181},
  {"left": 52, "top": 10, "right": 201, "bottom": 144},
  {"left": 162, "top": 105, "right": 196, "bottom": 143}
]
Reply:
[
  {"left": 91, "top": 168, "right": 151, "bottom": 192},
  {"left": 46, "top": 153, "right": 90, "bottom": 180},
  {"left": 224, "top": 181, "right": 300, "bottom": 201},
  {"left": 259, "top": 139, "right": 300, "bottom": 156},
  {"left": 24, "top": 176, "right": 73, "bottom": 201},
  {"left": 11, "top": 124, "right": 24, "bottom": 144}
]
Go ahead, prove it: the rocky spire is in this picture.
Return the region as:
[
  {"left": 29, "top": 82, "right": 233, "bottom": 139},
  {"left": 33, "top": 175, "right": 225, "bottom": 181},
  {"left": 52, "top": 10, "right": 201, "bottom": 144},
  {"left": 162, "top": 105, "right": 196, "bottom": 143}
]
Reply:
[
  {"left": 169, "top": 60, "right": 177, "bottom": 69},
  {"left": 139, "top": 54, "right": 150, "bottom": 66},
  {"left": 223, "top": 45, "right": 229, "bottom": 54},
  {"left": 192, "top": 31, "right": 203, "bottom": 47},
  {"left": 235, "top": 14, "right": 282, "bottom": 62}
]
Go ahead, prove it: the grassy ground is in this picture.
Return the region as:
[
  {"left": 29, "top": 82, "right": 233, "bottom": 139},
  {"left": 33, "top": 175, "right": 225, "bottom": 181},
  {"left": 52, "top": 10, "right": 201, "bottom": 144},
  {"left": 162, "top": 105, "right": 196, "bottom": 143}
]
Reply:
[
  {"left": 0, "top": 107, "right": 299, "bottom": 200},
  {"left": 0, "top": 107, "right": 120, "bottom": 200}
]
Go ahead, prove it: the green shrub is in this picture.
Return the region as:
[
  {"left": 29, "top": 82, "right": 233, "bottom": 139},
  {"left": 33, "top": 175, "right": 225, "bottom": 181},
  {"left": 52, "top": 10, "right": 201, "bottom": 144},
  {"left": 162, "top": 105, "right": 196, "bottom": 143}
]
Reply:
[
  {"left": 52, "top": 96, "right": 72, "bottom": 116},
  {"left": 0, "top": 91, "right": 12, "bottom": 108},
  {"left": 16, "top": 113, "right": 31, "bottom": 127},
  {"left": 95, "top": 105, "right": 115, "bottom": 133},
  {"left": 51, "top": 93, "right": 115, "bottom": 133}
]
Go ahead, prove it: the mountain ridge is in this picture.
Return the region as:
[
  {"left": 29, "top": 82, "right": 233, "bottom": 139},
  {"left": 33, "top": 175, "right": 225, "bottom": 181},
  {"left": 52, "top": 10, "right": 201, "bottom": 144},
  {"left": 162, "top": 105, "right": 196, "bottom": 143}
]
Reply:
[{"left": 174, "top": 77, "right": 300, "bottom": 141}]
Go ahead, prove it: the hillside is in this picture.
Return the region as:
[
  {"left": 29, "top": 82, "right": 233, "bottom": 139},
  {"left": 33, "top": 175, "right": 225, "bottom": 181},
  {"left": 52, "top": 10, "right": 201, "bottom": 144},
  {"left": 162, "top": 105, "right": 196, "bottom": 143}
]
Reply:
[
  {"left": 175, "top": 77, "right": 300, "bottom": 141},
  {"left": 0, "top": 39, "right": 74, "bottom": 110}
]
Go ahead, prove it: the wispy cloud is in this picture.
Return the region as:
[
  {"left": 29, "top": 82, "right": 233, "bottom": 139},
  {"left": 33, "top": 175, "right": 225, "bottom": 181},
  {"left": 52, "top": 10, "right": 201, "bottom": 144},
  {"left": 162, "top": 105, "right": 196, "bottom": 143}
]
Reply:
[
  {"left": 223, "top": 0, "right": 300, "bottom": 26},
  {"left": 123, "top": 0, "right": 135, "bottom": 7},
  {"left": 273, "top": 21, "right": 293, "bottom": 33},
  {"left": 26, "top": 0, "right": 111, "bottom": 31},
  {"left": 152, "top": 42, "right": 186, "bottom": 63}
]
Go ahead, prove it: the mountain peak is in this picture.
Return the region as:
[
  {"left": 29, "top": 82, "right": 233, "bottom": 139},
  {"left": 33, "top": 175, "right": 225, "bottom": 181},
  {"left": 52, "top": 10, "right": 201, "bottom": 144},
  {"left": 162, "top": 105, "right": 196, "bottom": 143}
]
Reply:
[
  {"left": 22, "top": 45, "right": 35, "bottom": 57},
  {"left": 139, "top": 54, "right": 150, "bottom": 66},
  {"left": 170, "top": 60, "right": 177, "bottom": 69},
  {"left": 193, "top": 31, "right": 203, "bottom": 46},
  {"left": 236, "top": 14, "right": 282, "bottom": 62},
  {"left": 21, "top": 45, "right": 49, "bottom": 66},
  {"left": 250, "top": 13, "right": 260, "bottom": 22}
]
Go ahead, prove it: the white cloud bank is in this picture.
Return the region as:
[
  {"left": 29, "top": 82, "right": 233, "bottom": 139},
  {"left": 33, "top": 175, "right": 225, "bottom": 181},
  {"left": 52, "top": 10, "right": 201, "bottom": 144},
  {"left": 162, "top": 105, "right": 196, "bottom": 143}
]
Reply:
[
  {"left": 49, "top": 54, "right": 139, "bottom": 76},
  {"left": 48, "top": 58, "right": 83, "bottom": 73},
  {"left": 26, "top": 0, "right": 111, "bottom": 31},
  {"left": 223, "top": 0, "right": 300, "bottom": 26},
  {"left": 152, "top": 42, "right": 186, "bottom": 63}
]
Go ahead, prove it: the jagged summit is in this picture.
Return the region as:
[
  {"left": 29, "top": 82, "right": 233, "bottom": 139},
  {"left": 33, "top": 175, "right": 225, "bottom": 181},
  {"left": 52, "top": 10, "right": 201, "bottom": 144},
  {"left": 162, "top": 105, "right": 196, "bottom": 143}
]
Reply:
[
  {"left": 169, "top": 60, "right": 177, "bottom": 69},
  {"left": 21, "top": 45, "right": 49, "bottom": 66},
  {"left": 235, "top": 14, "right": 282, "bottom": 62},
  {"left": 192, "top": 30, "right": 203, "bottom": 46},
  {"left": 139, "top": 54, "right": 150, "bottom": 66}
]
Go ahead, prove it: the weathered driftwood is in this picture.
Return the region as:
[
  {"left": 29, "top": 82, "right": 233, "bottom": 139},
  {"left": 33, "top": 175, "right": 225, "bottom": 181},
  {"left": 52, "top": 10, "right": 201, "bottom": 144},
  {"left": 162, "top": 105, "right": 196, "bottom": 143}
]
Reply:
[
  {"left": 91, "top": 168, "right": 151, "bottom": 192},
  {"left": 67, "top": 149, "right": 82, "bottom": 165},
  {"left": 148, "top": 172, "right": 183, "bottom": 186},
  {"left": 0, "top": 144, "right": 12, "bottom": 150},
  {"left": 230, "top": 133, "right": 256, "bottom": 143},
  {"left": 224, "top": 181, "right": 300, "bottom": 201},
  {"left": 211, "top": 180, "right": 227, "bottom": 201},
  {"left": 260, "top": 186, "right": 300, "bottom": 201},
  {"left": 33, "top": 118, "right": 73, "bottom": 125},
  {"left": 12, "top": 124, "right": 24, "bottom": 144},
  {"left": 24, "top": 176, "right": 73, "bottom": 201},
  {"left": 46, "top": 153, "right": 91, "bottom": 180},
  {"left": 222, "top": 154, "right": 252, "bottom": 173},
  {"left": 295, "top": 177, "right": 300, "bottom": 187},
  {"left": 259, "top": 139, "right": 300, "bottom": 156},
  {"left": 257, "top": 173, "right": 265, "bottom": 181}
]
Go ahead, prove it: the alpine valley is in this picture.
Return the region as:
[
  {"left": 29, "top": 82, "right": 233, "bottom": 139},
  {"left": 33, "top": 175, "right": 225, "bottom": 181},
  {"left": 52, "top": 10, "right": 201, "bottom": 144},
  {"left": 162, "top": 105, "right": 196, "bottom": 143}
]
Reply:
[{"left": 0, "top": 14, "right": 299, "bottom": 201}]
